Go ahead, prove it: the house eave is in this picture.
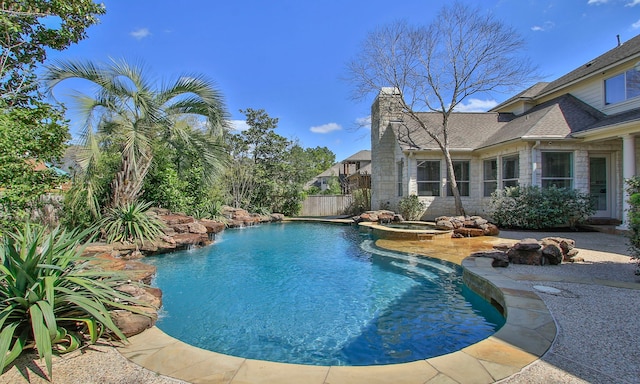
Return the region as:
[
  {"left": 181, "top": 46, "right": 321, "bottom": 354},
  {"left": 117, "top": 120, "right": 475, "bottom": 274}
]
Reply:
[{"left": 571, "top": 119, "right": 640, "bottom": 141}]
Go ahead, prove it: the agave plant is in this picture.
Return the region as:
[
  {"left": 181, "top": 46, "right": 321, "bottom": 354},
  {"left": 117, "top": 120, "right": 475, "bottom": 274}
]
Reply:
[
  {"left": 98, "top": 200, "right": 165, "bottom": 245},
  {"left": 0, "top": 224, "right": 152, "bottom": 377}
]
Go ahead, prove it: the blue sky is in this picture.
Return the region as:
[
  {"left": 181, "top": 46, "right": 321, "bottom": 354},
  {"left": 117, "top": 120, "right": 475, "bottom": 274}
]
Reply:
[{"left": 46, "top": 0, "right": 640, "bottom": 162}]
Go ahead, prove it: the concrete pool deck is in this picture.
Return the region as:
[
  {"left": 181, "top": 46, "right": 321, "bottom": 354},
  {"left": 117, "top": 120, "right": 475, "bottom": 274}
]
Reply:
[{"left": 2, "top": 227, "right": 639, "bottom": 383}]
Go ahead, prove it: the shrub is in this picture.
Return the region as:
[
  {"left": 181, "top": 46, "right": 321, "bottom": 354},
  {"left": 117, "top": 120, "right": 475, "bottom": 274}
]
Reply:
[
  {"left": 625, "top": 177, "right": 640, "bottom": 260},
  {"left": 397, "top": 195, "right": 426, "bottom": 221},
  {"left": 344, "top": 189, "right": 371, "bottom": 216},
  {"left": 489, "top": 185, "right": 594, "bottom": 229},
  {"left": 98, "top": 200, "right": 164, "bottom": 244},
  {"left": 0, "top": 224, "right": 151, "bottom": 377}
]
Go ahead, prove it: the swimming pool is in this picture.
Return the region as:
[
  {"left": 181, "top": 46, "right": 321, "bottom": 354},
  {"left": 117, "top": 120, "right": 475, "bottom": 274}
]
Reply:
[{"left": 146, "top": 222, "right": 504, "bottom": 366}]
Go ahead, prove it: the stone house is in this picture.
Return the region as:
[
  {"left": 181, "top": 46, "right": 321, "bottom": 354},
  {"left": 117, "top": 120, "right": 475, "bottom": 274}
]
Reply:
[{"left": 371, "top": 33, "right": 640, "bottom": 225}]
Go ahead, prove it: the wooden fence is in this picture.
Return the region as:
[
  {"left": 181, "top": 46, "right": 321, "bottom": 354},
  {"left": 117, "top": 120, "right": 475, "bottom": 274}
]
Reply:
[{"left": 299, "top": 195, "right": 353, "bottom": 217}]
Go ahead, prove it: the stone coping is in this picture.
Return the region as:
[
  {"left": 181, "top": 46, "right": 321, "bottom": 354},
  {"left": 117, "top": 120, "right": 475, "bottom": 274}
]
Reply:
[
  {"left": 118, "top": 223, "right": 556, "bottom": 384},
  {"left": 358, "top": 221, "right": 452, "bottom": 240}
]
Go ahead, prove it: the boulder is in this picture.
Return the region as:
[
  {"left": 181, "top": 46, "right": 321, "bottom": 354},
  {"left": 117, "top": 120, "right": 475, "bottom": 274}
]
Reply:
[
  {"left": 116, "top": 283, "right": 163, "bottom": 309},
  {"left": 507, "top": 248, "right": 543, "bottom": 265},
  {"left": 513, "top": 238, "right": 542, "bottom": 251},
  {"left": 482, "top": 224, "right": 500, "bottom": 236},
  {"left": 160, "top": 214, "right": 194, "bottom": 225},
  {"left": 453, "top": 227, "right": 485, "bottom": 237},
  {"left": 436, "top": 220, "right": 454, "bottom": 230},
  {"left": 198, "top": 219, "right": 226, "bottom": 233},
  {"left": 542, "top": 244, "right": 563, "bottom": 265},
  {"left": 110, "top": 308, "right": 157, "bottom": 337},
  {"left": 270, "top": 213, "right": 285, "bottom": 221},
  {"left": 187, "top": 221, "right": 208, "bottom": 234}
]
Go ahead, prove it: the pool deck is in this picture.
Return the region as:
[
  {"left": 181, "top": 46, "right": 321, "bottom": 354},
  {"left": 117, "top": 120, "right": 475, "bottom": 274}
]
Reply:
[{"left": 116, "top": 224, "right": 639, "bottom": 384}]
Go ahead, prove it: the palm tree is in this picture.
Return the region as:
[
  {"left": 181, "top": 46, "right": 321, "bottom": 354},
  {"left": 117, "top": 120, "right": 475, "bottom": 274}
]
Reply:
[{"left": 44, "top": 59, "right": 229, "bottom": 212}]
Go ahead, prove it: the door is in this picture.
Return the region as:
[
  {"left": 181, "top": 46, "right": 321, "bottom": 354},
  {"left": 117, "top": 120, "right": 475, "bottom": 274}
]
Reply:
[{"left": 589, "top": 155, "right": 611, "bottom": 218}]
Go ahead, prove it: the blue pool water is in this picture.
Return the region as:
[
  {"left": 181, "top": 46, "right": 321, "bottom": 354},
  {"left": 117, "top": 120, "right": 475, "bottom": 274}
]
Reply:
[{"left": 146, "top": 222, "right": 504, "bottom": 366}]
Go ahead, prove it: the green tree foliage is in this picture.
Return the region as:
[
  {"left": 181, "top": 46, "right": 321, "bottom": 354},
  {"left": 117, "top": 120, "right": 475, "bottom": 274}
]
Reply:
[
  {"left": 0, "top": 1, "right": 104, "bottom": 232},
  {"left": 489, "top": 186, "right": 594, "bottom": 229},
  {"left": 224, "top": 109, "right": 336, "bottom": 216},
  {"left": 45, "top": 59, "right": 229, "bottom": 220},
  {"left": 0, "top": 101, "right": 69, "bottom": 231},
  {"left": 0, "top": 1, "right": 106, "bottom": 100}
]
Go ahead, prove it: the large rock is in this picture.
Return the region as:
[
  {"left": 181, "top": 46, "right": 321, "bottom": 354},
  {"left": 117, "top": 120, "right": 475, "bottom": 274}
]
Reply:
[
  {"left": 198, "top": 219, "right": 226, "bottom": 233},
  {"left": 453, "top": 227, "right": 485, "bottom": 237},
  {"left": 542, "top": 244, "right": 563, "bottom": 265},
  {"left": 513, "top": 238, "right": 542, "bottom": 251},
  {"left": 110, "top": 308, "right": 157, "bottom": 337},
  {"left": 507, "top": 248, "right": 543, "bottom": 265},
  {"left": 542, "top": 237, "right": 578, "bottom": 261},
  {"left": 116, "top": 283, "right": 162, "bottom": 309}
]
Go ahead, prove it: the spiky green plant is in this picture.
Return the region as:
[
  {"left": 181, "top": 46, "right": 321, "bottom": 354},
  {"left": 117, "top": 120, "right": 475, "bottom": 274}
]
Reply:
[
  {"left": 0, "top": 224, "right": 152, "bottom": 377},
  {"left": 99, "top": 200, "right": 165, "bottom": 245}
]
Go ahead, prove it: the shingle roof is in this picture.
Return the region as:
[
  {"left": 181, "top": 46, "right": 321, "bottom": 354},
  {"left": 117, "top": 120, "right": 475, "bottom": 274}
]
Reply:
[
  {"left": 392, "top": 112, "right": 513, "bottom": 151},
  {"left": 396, "top": 94, "right": 607, "bottom": 151},
  {"left": 539, "top": 34, "right": 640, "bottom": 96},
  {"left": 342, "top": 149, "right": 371, "bottom": 162},
  {"left": 480, "top": 94, "right": 606, "bottom": 148},
  {"left": 490, "top": 82, "right": 549, "bottom": 111},
  {"left": 585, "top": 108, "right": 640, "bottom": 131}
]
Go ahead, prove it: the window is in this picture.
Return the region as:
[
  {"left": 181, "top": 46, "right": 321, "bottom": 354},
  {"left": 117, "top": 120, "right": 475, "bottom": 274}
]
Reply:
[
  {"left": 417, "top": 160, "right": 440, "bottom": 196},
  {"left": 447, "top": 161, "right": 470, "bottom": 196},
  {"left": 542, "top": 152, "right": 573, "bottom": 188},
  {"left": 397, "top": 160, "right": 403, "bottom": 197},
  {"left": 483, "top": 159, "right": 497, "bottom": 197},
  {"left": 502, "top": 155, "right": 519, "bottom": 187},
  {"left": 605, "top": 69, "right": 640, "bottom": 105}
]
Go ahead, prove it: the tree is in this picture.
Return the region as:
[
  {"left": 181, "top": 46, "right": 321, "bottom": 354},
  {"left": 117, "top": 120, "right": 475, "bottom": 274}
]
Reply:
[
  {"left": 0, "top": 1, "right": 104, "bottom": 231},
  {"left": 224, "top": 109, "right": 336, "bottom": 215},
  {"left": 346, "top": 2, "right": 537, "bottom": 215},
  {"left": 44, "top": 59, "right": 229, "bottom": 214},
  {"left": 0, "top": 1, "right": 106, "bottom": 101}
]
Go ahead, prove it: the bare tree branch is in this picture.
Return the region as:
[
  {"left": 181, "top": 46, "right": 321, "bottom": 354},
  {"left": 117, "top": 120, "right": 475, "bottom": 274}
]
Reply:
[{"left": 345, "top": 1, "right": 540, "bottom": 215}]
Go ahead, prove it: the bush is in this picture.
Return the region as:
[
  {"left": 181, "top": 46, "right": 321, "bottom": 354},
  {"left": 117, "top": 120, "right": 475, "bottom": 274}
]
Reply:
[
  {"left": 98, "top": 200, "right": 165, "bottom": 244},
  {"left": 344, "top": 189, "right": 371, "bottom": 216},
  {"left": 489, "top": 185, "right": 594, "bottom": 229},
  {"left": 625, "top": 177, "right": 640, "bottom": 259},
  {"left": 397, "top": 195, "right": 426, "bottom": 221},
  {"left": 0, "top": 224, "right": 152, "bottom": 377}
]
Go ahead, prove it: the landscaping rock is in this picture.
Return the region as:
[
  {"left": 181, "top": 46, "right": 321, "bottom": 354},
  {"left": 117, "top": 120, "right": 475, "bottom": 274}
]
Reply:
[
  {"left": 507, "top": 248, "right": 543, "bottom": 265},
  {"left": 542, "top": 243, "right": 563, "bottom": 265},
  {"left": 110, "top": 308, "right": 157, "bottom": 337},
  {"left": 453, "top": 227, "right": 485, "bottom": 237},
  {"left": 513, "top": 238, "right": 542, "bottom": 251}
]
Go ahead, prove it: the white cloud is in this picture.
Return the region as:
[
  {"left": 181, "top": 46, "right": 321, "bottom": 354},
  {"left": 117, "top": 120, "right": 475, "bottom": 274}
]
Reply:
[
  {"left": 130, "top": 28, "right": 151, "bottom": 40},
  {"left": 454, "top": 98, "right": 498, "bottom": 112},
  {"left": 633, "top": 18, "right": 640, "bottom": 28},
  {"left": 229, "top": 120, "right": 249, "bottom": 132},
  {"left": 587, "top": 0, "right": 609, "bottom": 4},
  {"left": 627, "top": 0, "right": 640, "bottom": 5},
  {"left": 355, "top": 116, "right": 371, "bottom": 130},
  {"left": 531, "top": 21, "right": 555, "bottom": 32},
  {"left": 310, "top": 122, "right": 342, "bottom": 134}
]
